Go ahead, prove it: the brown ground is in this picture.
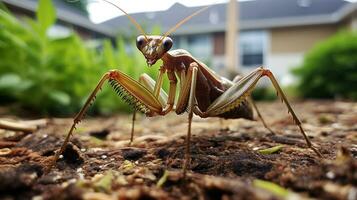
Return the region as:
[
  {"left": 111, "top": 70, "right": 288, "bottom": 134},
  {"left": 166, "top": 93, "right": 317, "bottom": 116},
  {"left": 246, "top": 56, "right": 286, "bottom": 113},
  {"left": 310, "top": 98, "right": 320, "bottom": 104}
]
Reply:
[{"left": 0, "top": 100, "right": 356, "bottom": 200}]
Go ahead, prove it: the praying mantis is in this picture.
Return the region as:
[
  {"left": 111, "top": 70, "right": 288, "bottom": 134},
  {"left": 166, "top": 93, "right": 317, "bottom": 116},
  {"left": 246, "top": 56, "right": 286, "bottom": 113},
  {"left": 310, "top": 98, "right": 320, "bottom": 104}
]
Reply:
[{"left": 50, "top": 0, "right": 322, "bottom": 173}]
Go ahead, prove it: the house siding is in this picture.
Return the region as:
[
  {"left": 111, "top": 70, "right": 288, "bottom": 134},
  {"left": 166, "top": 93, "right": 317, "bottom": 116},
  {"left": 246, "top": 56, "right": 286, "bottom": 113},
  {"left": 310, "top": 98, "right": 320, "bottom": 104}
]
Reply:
[
  {"left": 270, "top": 25, "right": 338, "bottom": 53},
  {"left": 264, "top": 25, "right": 339, "bottom": 83},
  {"left": 212, "top": 24, "right": 343, "bottom": 82}
]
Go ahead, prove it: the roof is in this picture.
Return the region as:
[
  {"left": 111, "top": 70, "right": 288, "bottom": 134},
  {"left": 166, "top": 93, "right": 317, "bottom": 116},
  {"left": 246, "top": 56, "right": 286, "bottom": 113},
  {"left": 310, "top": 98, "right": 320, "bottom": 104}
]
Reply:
[
  {"left": 2, "top": 0, "right": 115, "bottom": 37},
  {"left": 102, "top": 0, "right": 356, "bottom": 35}
]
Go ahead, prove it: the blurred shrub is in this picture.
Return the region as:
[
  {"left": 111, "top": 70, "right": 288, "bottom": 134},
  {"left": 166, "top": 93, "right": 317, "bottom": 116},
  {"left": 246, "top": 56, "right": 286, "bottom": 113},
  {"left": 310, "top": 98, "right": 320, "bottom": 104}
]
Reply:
[
  {"left": 0, "top": 0, "right": 165, "bottom": 116},
  {"left": 293, "top": 31, "right": 357, "bottom": 100},
  {"left": 251, "top": 87, "right": 277, "bottom": 101}
]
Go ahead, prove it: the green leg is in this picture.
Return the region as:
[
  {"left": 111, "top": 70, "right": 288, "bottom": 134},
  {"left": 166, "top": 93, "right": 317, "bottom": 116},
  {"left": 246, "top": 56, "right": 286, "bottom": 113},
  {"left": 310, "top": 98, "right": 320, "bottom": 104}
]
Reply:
[
  {"left": 232, "top": 75, "right": 274, "bottom": 134},
  {"left": 248, "top": 98, "right": 275, "bottom": 134},
  {"left": 49, "top": 70, "right": 164, "bottom": 170},
  {"left": 128, "top": 73, "right": 168, "bottom": 145}
]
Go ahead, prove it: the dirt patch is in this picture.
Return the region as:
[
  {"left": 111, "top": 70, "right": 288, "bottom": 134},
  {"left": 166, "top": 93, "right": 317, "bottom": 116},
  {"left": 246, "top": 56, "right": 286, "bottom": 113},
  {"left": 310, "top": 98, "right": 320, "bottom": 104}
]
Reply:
[{"left": 0, "top": 101, "right": 356, "bottom": 199}]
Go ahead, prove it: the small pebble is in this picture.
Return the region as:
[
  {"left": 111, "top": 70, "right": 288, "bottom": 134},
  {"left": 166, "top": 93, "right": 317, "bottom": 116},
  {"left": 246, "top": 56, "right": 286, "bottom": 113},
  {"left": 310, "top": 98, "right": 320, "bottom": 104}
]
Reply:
[
  {"left": 32, "top": 196, "right": 43, "bottom": 200},
  {"left": 68, "top": 178, "right": 77, "bottom": 184},
  {"left": 326, "top": 171, "right": 335, "bottom": 179},
  {"left": 101, "top": 155, "right": 107, "bottom": 159},
  {"left": 78, "top": 173, "right": 84, "bottom": 180},
  {"left": 0, "top": 148, "right": 11, "bottom": 156},
  {"left": 53, "top": 175, "right": 61, "bottom": 182}
]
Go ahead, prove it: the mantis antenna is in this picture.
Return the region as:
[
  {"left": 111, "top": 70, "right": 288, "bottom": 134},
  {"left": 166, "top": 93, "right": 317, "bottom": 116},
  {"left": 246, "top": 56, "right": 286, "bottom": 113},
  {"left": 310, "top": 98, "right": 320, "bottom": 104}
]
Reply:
[
  {"left": 160, "top": 5, "right": 211, "bottom": 42},
  {"left": 101, "top": 0, "right": 148, "bottom": 40},
  {"left": 71, "top": 0, "right": 210, "bottom": 42}
]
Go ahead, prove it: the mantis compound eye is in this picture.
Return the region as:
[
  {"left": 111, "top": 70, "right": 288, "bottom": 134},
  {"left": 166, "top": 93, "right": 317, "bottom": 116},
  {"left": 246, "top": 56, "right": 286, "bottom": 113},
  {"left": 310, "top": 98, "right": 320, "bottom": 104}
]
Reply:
[
  {"left": 162, "top": 37, "right": 173, "bottom": 51},
  {"left": 136, "top": 35, "right": 146, "bottom": 49}
]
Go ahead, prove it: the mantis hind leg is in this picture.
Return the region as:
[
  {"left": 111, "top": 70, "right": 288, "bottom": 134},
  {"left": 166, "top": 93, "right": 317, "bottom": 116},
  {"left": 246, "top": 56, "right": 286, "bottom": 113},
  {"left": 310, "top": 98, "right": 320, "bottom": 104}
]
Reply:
[
  {"left": 198, "top": 67, "right": 322, "bottom": 157},
  {"left": 232, "top": 75, "right": 274, "bottom": 134},
  {"left": 171, "top": 62, "right": 199, "bottom": 175}
]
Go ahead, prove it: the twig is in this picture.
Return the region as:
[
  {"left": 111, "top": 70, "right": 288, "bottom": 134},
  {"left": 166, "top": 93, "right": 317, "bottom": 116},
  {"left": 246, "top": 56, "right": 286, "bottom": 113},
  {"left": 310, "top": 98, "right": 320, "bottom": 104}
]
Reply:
[{"left": 0, "top": 119, "right": 38, "bottom": 132}]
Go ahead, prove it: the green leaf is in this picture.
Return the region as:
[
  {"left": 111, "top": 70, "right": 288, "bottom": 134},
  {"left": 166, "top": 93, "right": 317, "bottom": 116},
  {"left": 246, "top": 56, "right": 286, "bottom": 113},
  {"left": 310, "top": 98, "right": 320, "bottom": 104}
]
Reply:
[
  {"left": 49, "top": 90, "right": 70, "bottom": 105},
  {"left": 103, "top": 39, "right": 115, "bottom": 67},
  {"left": 156, "top": 170, "right": 169, "bottom": 187},
  {"left": 0, "top": 74, "right": 32, "bottom": 93},
  {"left": 293, "top": 31, "right": 357, "bottom": 100},
  {"left": 0, "top": 73, "right": 21, "bottom": 89},
  {"left": 0, "top": 2, "right": 10, "bottom": 13},
  {"left": 93, "top": 170, "right": 114, "bottom": 193},
  {"left": 253, "top": 179, "right": 289, "bottom": 198},
  {"left": 36, "top": 0, "right": 56, "bottom": 34},
  {"left": 258, "top": 145, "right": 284, "bottom": 155},
  {"left": 1, "top": 29, "right": 27, "bottom": 49},
  {"left": 0, "top": 0, "right": 168, "bottom": 115}
]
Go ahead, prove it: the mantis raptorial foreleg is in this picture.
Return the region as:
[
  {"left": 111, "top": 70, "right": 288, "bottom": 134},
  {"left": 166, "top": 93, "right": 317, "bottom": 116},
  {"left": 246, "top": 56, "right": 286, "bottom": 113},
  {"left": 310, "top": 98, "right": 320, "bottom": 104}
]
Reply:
[
  {"left": 51, "top": 70, "right": 164, "bottom": 168},
  {"left": 52, "top": 72, "right": 111, "bottom": 167},
  {"left": 139, "top": 73, "right": 168, "bottom": 106},
  {"left": 129, "top": 73, "right": 169, "bottom": 144}
]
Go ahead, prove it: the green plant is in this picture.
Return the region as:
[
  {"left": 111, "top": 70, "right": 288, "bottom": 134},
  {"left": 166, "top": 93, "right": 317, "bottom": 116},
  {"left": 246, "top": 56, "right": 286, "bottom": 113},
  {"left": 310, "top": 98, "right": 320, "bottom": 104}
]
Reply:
[
  {"left": 293, "top": 31, "right": 357, "bottom": 100},
  {"left": 251, "top": 87, "right": 277, "bottom": 101},
  {"left": 0, "top": 0, "right": 166, "bottom": 116}
]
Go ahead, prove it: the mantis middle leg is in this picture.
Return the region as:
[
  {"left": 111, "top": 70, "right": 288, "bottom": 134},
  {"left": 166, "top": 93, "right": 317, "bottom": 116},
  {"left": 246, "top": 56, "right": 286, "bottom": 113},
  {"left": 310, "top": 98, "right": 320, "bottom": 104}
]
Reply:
[
  {"left": 173, "top": 63, "right": 199, "bottom": 175},
  {"left": 248, "top": 98, "right": 275, "bottom": 134}
]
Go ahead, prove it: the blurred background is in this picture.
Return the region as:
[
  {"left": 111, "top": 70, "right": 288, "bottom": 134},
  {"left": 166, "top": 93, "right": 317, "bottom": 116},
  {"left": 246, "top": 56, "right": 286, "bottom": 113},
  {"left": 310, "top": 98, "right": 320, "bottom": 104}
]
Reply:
[{"left": 0, "top": 0, "right": 356, "bottom": 117}]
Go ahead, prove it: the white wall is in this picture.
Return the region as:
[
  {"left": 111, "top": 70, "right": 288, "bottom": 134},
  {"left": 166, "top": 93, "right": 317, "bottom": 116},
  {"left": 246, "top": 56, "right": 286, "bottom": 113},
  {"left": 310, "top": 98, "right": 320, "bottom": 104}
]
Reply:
[
  {"left": 211, "top": 30, "right": 306, "bottom": 85},
  {"left": 266, "top": 52, "right": 305, "bottom": 85}
]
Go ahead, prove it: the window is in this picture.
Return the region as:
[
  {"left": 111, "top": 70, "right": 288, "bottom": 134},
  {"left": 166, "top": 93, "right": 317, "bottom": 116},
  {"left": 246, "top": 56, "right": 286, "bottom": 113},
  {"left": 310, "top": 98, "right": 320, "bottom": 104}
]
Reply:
[
  {"left": 172, "top": 34, "right": 212, "bottom": 62},
  {"left": 187, "top": 35, "right": 212, "bottom": 61},
  {"left": 239, "top": 31, "right": 267, "bottom": 67}
]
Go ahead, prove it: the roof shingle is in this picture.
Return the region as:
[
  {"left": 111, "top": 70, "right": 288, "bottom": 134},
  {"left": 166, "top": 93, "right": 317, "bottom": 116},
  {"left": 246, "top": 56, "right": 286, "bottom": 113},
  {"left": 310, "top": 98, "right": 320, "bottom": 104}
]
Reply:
[{"left": 102, "top": 0, "right": 353, "bottom": 35}]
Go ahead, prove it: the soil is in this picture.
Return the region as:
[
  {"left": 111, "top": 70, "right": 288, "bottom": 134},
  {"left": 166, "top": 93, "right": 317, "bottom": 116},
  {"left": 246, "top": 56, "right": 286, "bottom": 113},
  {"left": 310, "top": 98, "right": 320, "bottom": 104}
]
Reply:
[{"left": 0, "top": 100, "right": 356, "bottom": 200}]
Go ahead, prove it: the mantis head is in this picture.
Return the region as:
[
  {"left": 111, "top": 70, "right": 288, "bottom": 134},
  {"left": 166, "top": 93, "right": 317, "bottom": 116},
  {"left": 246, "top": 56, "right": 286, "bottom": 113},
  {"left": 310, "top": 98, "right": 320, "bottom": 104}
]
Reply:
[
  {"left": 102, "top": 0, "right": 210, "bottom": 66},
  {"left": 136, "top": 35, "right": 173, "bottom": 66}
]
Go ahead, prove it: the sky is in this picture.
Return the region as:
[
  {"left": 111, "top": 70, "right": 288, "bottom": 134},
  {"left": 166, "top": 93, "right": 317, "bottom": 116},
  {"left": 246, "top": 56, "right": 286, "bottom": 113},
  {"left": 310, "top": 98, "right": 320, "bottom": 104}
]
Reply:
[
  {"left": 87, "top": 0, "right": 357, "bottom": 24},
  {"left": 88, "top": 0, "right": 229, "bottom": 23}
]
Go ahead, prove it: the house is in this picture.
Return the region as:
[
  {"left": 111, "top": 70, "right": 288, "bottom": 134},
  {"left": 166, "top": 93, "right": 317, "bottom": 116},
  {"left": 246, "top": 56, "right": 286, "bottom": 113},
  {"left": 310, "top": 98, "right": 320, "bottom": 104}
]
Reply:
[
  {"left": 2, "top": 0, "right": 115, "bottom": 39},
  {"left": 102, "top": 0, "right": 357, "bottom": 82}
]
